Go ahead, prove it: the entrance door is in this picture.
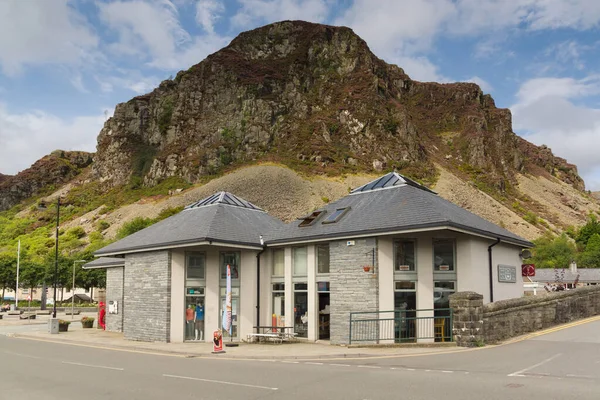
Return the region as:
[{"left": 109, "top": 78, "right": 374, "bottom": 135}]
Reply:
[
  {"left": 184, "top": 288, "right": 205, "bottom": 341},
  {"left": 317, "top": 282, "right": 330, "bottom": 340},
  {"left": 394, "top": 281, "right": 417, "bottom": 343}
]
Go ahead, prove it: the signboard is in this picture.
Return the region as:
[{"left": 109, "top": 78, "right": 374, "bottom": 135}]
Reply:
[
  {"left": 187, "top": 287, "right": 204, "bottom": 295},
  {"left": 498, "top": 264, "right": 517, "bottom": 283},
  {"left": 438, "top": 265, "right": 450, "bottom": 271},
  {"left": 398, "top": 265, "right": 411, "bottom": 271},
  {"left": 212, "top": 330, "right": 224, "bottom": 353},
  {"left": 522, "top": 264, "right": 535, "bottom": 277}
]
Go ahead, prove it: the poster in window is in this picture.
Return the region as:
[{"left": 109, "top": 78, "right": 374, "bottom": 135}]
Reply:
[
  {"left": 439, "top": 265, "right": 450, "bottom": 271},
  {"left": 398, "top": 265, "right": 411, "bottom": 271}
]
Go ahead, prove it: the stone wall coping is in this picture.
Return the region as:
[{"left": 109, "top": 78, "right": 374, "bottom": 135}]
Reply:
[
  {"left": 484, "top": 285, "right": 600, "bottom": 314},
  {"left": 449, "top": 292, "right": 483, "bottom": 301}
]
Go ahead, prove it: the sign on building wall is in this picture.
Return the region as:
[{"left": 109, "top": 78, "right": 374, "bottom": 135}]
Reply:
[
  {"left": 522, "top": 264, "right": 535, "bottom": 277},
  {"left": 498, "top": 264, "right": 517, "bottom": 283}
]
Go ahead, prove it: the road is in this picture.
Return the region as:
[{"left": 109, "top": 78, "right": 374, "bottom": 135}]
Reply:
[{"left": 1, "top": 320, "right": 600, "bottom": 400}]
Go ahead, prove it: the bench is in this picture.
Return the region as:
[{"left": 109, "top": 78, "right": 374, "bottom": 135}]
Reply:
[
  {"left": 65, "top": 311, "right": 80, "bottom": 316},
  {"left": 246, "top": 333, "right": 283, "bottom": 344},
  {"left": 36, "top": 310, "right": 52, "bottom": 315},
  {"left": 0, "top": 314, "right": 3, "bottom": 319},
  {"left": 8, "top": 310, "right": 23, "bottom": 315}
]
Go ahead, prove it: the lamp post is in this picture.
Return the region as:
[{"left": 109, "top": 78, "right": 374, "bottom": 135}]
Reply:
[
  {"left": 38, "top": 197, "right": 61, "bottom": 319},
  {"left": 72, "top": 260, "right": 87, "bottom": 319}
]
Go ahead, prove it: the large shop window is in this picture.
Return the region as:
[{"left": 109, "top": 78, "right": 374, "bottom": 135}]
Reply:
[
  {"left": 293, "top": 247, "right": 308, "bottom": 276},
  {"left": 433, "top": 239, "right": 455, "bottom": 271},
  {"left": 294, "top": 283, "right": 308, "bottom": 338},
  {"left": 316, "top": 244, "right": 330, "bottom": 274},
  {"left": 272, "top": 249, "right": 284, "bottom": 277},
  {"left": 272, "top": 283, "right": 285, "bottom": 327},
  {"left": 220, "top": 252, "right": 241, "bottom": 280},
  {"left": 433, "top": 281, "right": 455, "bottom": 342},
  {"left": 394, "top": 240, "right": 416, "bottom": 272},
  {"left": 186, "top": 252, "right": 206, "bottom": 280}
]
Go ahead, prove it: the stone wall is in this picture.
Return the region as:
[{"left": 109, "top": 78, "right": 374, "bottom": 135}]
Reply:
[
  {"left": 450, "top": 286, "right": 600, "bottom": 346},
  {"left": 123, "top": 251, "right": 171, "bottom": 342},
  {"left": 330, "top": 238, "right": 378, "bottom": 345},
  {"left": 106, "top": 267, "right": 124, "bottom": 332}
]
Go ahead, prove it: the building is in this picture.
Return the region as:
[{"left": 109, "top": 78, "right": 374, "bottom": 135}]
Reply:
[
  {"left": 87, "top": 172, "right": 533, "bottom": 344},
  {"left": 524, "top": 262, "right": 600, "bottom": 295}
]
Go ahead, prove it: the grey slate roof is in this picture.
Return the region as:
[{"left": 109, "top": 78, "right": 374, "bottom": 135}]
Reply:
[
  {"left": 532, "top": 268, "right": 600, "bottom": 283},
  {"left": 83, "top": 257, "right": 125, "bottom": 269},
  {"left": 95, "top": 192, "right": 284, "bottom": 256},
  {"left": 265, "top": 173, "right": 533, "bottom": 247}
]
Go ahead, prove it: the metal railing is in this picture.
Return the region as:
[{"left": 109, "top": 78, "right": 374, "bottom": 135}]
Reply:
[{"left": 348, "top": 309, "right": 453, "bottom": 344}]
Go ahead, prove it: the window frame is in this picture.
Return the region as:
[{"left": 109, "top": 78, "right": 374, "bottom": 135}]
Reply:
[
  {"left": 220, "top": 251, "right": 241, "bottom": 281},
  {"left": 322, "top": 207, "right": 350, "bottom": 224},
  {"left": 272, "top": 248, "right": 285, "bottom": 277},
  {"left": 393, "top": 239, "right": 417, "bottom": 272},
  {"left": 293, "top": 246, "right": 308, "bottom": 277},
  {"left": 433, "top": 238, "right": 456, "bottom": 272},
  {"left": 316, "top": 243, "right": 330, "bottom": 275},
  {"left": 185, "top": 251, "right": 206, "bottom": 281}
]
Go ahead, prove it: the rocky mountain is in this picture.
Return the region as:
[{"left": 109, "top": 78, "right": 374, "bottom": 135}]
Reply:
[
  {"left": 0, "top": 151, "right": 93, "bottom": 211},
  {"left": 93, "top": 20, "right": 582, "bottom": 195}
]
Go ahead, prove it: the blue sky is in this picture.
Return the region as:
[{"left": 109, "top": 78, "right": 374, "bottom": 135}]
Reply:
[{"left": 1, "top": 0, "right": 600, "bottom": 191}]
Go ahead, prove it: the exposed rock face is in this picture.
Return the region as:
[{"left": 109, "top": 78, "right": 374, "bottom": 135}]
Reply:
[
  {"left": 89, "top": 20, "right": 582, "bottom": 194},
  {"left": 0, "top": 151, "right": 93, "bottom": 211}
]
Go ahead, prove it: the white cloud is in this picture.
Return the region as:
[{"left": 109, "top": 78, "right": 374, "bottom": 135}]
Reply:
[
  {"left": 511, "top": 76, "right": 600, "bottom": 190},
  {"left": 465, "top": 76, "right": 493, "bottom": 92},
  {"left": 196, "top": 0, "right": 225, "bottom": 34},
  {"left": 231, "top": 0, "right": 329, "bottom": 27},
  {"left": 0, "top": 103, "right": 112, "bottom": 175},
  {"left": 392, "top": 56, "right": 449, "bottom": 82},
  {"left": 0, "top": 0, "right": 97, "bottom": 76}
]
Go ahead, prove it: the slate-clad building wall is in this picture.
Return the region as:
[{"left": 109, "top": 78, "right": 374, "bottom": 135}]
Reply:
[
  {"left": 329, "top": 238, "right": 379, "bottom": 344},
  {"left": 106, "top": 267, "right": 124, "bottom": 332},
  {"left": 123, "top": 251, "right": 171, "bottom": 342}
]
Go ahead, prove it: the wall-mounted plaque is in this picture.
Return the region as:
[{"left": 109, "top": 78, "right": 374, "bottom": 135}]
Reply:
[{"left": 498, "top": 264, "right": 517, "bottom": 283}]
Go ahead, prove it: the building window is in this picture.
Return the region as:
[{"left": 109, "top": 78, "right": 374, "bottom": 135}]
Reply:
[
  {"left": 293, "top": 247, "right": 308, "bottom": 276},
  {"left": 433, "top": 239, "right": 455, "bottom": 271},
  {"left": 394, "top": 239, "right": 416, "bottom": 271},
  {"left": 299, "top": 211, "right": 324, "bottom": 227},
  {"left": 322, "top": 207, "right": 349, "bottom": 224},
  {"left": 272, "top": 283, "right": 285, "bottom": 327},
  {"left": 294, "top": 283, "right": 308, "bottom": 338},
  {"left": 272, "top": 249, "right": 284, "bottom": 277},
  {"left": 220, "top": 252, "right": 240, "bottom": 280},
  {"left": 433, "top": 281, "right": 455, "bottom": 309},
  {"left": 186, "top": 252, "right": 206, "bottom": 280},
  {"left": 394, "top": 280, "right": 417, "bottom": 343},
  {"left": 316, "top": 244, "right": 330, "bottom": 274}
]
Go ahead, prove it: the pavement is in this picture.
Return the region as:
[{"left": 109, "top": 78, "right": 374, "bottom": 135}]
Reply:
[
  {"left": 2, "top": 316, "right": 600, "bottom": 399},
  {"left": 0, "top": 310, "right": 457, "bottom": 360}
]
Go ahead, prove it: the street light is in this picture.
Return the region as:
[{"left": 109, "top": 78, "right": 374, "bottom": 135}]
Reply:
[
  {"left": 72, "top": 260, "right": 87, "bottom": 319},
  {"left": 38, "top": 197, "right": 61, "bottom": 319}
]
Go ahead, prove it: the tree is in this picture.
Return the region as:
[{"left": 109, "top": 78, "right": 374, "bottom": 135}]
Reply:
[
  {"left": 576, "top": 215, "right": 600, "bottom": 250},
  {"left": 0, "top": 251, "right": 17, "bottom": 301},
  {"left": 530, "top": 233, "right": 577, "bottom": 269},
  {"left": 19, "top": 261, "right": 45, "bottom": 297},
  {"left": 578, "top": 233, "right": 600, "bottom": 268}
]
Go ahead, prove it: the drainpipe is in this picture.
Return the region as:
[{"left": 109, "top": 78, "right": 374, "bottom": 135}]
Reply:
[
  {"left": 488, "top": 238, "right": 501, "bottom": 303},
  {"left": 256, "top": 235, "right": 266, "bottom": 334}
]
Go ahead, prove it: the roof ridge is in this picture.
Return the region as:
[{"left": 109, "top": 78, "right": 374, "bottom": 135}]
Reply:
[{"left": 184, "top": 191, "right": 265, "bottom": 211}]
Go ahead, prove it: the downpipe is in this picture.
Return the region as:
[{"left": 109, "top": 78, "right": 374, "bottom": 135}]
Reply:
[{"left": 488, "top": 238, "right": 501, "bottom": 303}]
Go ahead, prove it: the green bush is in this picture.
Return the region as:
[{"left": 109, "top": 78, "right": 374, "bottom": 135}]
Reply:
[
  {"left": 116, "top": 217, "right": 155, "bottom": 239},
  {"left": 97, "top": 220, "right": 110, "bottom": 231},
  {"left": 158, "top": 97, "right": 174, "bottom": 134}
]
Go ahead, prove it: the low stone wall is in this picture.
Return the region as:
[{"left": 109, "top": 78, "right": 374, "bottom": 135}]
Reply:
[{"left": 450, "top": 286, "right": 600, "bottom": 347}]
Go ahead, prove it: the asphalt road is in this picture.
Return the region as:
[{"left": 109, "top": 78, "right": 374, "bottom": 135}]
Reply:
[{"left": 1, "top": 320, "right": 600, "bottom": 400}]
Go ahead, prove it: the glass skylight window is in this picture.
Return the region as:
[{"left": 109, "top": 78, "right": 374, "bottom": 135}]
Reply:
[
  {"left": 322, "top": 207, "right": 349, "bottom": 224},
  {"left": 299, "top": 211, "right": 324, "bottom": 227}
]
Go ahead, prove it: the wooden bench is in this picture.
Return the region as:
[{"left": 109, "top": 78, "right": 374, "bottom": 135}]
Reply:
[{"left": 246, "top": 333, "right": 283, "bottom": 344}]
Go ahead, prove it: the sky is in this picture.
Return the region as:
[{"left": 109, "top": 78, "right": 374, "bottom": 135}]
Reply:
[{"left": 0, "top": 1, "right": 599, "bottom": 191}]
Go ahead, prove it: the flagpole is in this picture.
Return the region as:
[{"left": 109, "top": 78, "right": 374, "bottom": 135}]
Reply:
[{"left": 15, "top": 240, "right": 20, "bottom": 310}]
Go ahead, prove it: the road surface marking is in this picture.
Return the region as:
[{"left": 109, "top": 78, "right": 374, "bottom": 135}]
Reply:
[
  {"left": 163, "top": 374, "right": 278, "bottom": 390},
  {"left": 305, "top": 362, "right": 323, "bottom": 365},
  {"left": 1, "top": 350, "right": 43, "bottom": 360},
  {"left": 357, "top": 365, "right": 381, "bottom": 369},
  {"left": 62, "top": 361, "right": 124, "bottom": 371},
  {"left": 405, "top": 368, "right": 415, "bottom": 371},
  {"left": 330, "top": 364, "right": 351, "bottom": 367},
  {"left": 441, "top": 370, "right": 453, "bottom": 373},
  {"left": 281, "top": 361, "right": 299, "bottom": 364},
  {"left": 566, "top": 374, "right": 594, "bottom": 379},
  {"left": 508, "top": 353, "right": 562, "bottom": 377}
]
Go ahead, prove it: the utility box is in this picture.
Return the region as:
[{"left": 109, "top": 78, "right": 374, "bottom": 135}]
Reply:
[{"left": 48, "top": 318, "right": 59, "bottom": 334}]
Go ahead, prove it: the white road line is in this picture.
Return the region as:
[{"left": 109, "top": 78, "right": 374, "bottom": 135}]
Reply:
[
  {"left": 357, "top": 365, "right": 381, "bottom": 369},
  {"left": 280, "top": 361, "right": 299, "bottom": 364},
  {"left": 163, "top": 374, "right": 278, "bottom": 390},
  {"left": 566, "top": 374, "right": 594, "bottom": 379},
  {"left": 405, "top": 368, "right": 415, "bottom": 371},
  {"left": 2, "top": 350, "right": 43, "bottom": 360},
  {"left": 330, "top": 364, "right": 351, "bottom": 367},
  {"left": 441, "top": 371, "right": 453, "bottom": 373},
  {"left": 508, "top": 353, "right": 562, "bottom": 377},
  {"left": 61, "top": 361, "right": 124, "bottom": 371},
  {"left": 305, "top": 362, "right": 323, "bottom": 365}
]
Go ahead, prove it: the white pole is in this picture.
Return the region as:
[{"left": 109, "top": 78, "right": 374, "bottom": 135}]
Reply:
[
  {"left": 15, "top": 240, "right": 20, "bottom": 310},
  {"left": 72, "top": 261, "right": 75, "bottom": 320}
]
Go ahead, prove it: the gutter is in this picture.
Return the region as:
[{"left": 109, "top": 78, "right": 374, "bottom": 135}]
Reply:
[
  {"left": 256, "top": 235, "right": 266, "bottom": 334},
  {"left": 488, "top": 238, "right": 501, "bottom": 303}
]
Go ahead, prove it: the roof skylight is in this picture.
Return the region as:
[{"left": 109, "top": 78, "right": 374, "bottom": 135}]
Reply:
[
  {"left": 322, "top": 207, "right": 349, "bottom": 224},
  {"left": 298, "top": 210, "right": 325, "bottom": 227}
]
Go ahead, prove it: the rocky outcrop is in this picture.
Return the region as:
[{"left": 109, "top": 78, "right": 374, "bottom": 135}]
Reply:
[
  {"left": 88, "top": 21, "right": 582, "bottom": 195},
  {"left": 0, "top": 151, "right": 93, "bottom": 211}
]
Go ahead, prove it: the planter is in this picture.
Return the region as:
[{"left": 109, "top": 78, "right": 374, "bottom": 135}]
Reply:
[
  {"left": 81, "top": 321, "right": 94, "bottom": 329},
  {"left": 58, "top": 323, "right": 69, "bottom": 332},
  {"left": 362, "top": 266, "right": 371, "bottom": 272}
]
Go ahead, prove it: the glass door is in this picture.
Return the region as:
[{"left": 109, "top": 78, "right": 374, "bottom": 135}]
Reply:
[
  {"left": 394, "top": 281, "right": 417, "bottom": 343},
  {"left": 317, "top": 282, "right": 330, "bottom": 340}
]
